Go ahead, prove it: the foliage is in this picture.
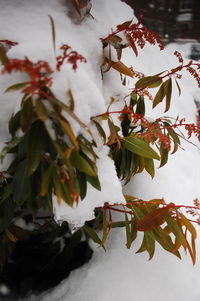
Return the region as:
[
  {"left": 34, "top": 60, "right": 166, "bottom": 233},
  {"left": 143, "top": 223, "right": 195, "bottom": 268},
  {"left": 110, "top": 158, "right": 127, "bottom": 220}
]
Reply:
[{"left": 0, "top": 16, "right": 200, "bottom": 297}]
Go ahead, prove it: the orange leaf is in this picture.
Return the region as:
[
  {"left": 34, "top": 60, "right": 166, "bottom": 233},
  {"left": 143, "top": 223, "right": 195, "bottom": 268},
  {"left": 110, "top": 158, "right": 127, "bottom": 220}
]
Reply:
[{"left": 111, "top": 61, "right": 133, "bottom": 78}]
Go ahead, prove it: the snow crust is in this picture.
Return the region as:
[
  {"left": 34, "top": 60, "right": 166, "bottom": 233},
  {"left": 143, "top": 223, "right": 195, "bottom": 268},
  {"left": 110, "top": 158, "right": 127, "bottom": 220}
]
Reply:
[{"left": 0, "top": 0, "right": 200, "bottom": 300}]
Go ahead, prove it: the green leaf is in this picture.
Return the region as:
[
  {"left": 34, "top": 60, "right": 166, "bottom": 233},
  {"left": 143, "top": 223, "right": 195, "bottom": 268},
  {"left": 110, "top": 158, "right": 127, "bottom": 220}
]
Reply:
[
  {"left": 0, "top": 137, "right": 22, "bottom": 162},
  {"left": 34, "top": 99, "right": 48, "bottom": 121},
  {"left": 5, "top": 82, "right": 29, "bottom": 93},
  {"left": 20, "top": 97, "right": 33, "bottom": 132},
  {"left": 86, "top": 175, "right": 101, "bottom": 191},
  {"left": 54, "top": 98, "right": 92, "bottom": 137},
  {"left": 101, "top": 210, "right": 109, "bottom": 246},
  {"left": 70, "top": 150, "right": 97, "bottom": 177},
  {"left": 48, "top": 15, "right": 56, "bottom": 55},
  {"left": 13, "top": 160, "right": 31, "bottom": 205},
  {"left": 165, "top": 215, "right": 186, "bottom": 246},
  {"left": 0, "top": 183, "right": 13, "bottom": 206},
  {"left": 83, "top": 224, "right": 102, "bottom": 245},
  {"left": 180, "top": 214, "right": 197, "bottom": 240},
  {"left": 107, "top": 118, "right": 121, "bottom": 147},
  {"left": 152, "top": 82, "right": 166, "bottom": 108},
  {"left": 175, "top": 77, "right": 181, "bottom": 96},
  {"left": 159, "top": 144, "right": 169, "bottom": 167},
  {"left": 135, "top": 76, "right": 162, "bottom": 89},
  {"left": 40, "top": 165, "right": 54, "bottom": 196},
  {"left": 93, "top": 120, "right": 106, "bottom": 143},
  {"left": 123, "top": 136, "right": 160, "bottom": 160},
  {"left": 0, "top": 45, "right": 9, "bottom": 65},
  {"left": 144, "top": 158, "right": 155, "bottom": 178},
  {"left": 153, "top": 227, "right": 181, "bottom": 258},
  {"left": 26, "top": 121, "right": 46, "bottom": 175},
  {"left": 9, "top": 111, "right": 21, "bottom": 136},
  {"left": 77, "top": 171, "right": 87, "bottom": 200},
  {"left": 164, "top": 78, "right": 172, "bottom": 112},
  {"left": 145, "top": 232, "right": 155, "bottom": 260},
  {"left": 136, "top": 96, "right": 145, "bottom": 116},
  {"left": 125, "top": 213, "right": 131, "bottom": 249},
  {"left": 130, "top": 92, "right": 138, "bottom": 107}
]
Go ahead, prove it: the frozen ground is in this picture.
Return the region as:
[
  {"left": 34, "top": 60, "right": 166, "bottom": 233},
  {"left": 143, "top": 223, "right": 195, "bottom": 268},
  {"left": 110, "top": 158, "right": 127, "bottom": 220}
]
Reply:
[{"left": 0, "top": 0, "right": 200, "bottom": 300}]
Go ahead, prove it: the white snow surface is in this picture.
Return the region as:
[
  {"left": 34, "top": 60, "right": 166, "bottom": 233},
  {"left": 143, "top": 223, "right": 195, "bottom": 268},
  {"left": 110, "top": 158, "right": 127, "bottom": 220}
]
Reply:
[{"left": 0, "top": 0, "right": 200, "bottom": 300}]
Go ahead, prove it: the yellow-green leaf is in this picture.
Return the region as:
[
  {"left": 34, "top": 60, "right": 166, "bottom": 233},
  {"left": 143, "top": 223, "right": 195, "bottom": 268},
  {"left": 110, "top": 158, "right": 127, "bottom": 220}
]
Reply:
[
  {"left": 5, "top": 82, "right": 29, "bottom": 93},
  {"left": 35, "top": 99, "right": 48, "bottom": 121},
  {"left": 144, "top": 158, "right": 155, "bottom": 178}
]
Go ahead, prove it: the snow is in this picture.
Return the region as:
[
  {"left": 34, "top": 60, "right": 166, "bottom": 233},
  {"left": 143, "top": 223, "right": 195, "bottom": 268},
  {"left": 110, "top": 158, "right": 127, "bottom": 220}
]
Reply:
[{"left": 0, "top": 0, "right": 200, "bottom": 300}]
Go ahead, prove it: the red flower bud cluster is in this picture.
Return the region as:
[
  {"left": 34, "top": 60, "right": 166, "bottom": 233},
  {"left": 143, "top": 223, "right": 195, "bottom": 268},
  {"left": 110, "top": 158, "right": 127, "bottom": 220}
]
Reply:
[
  {"left": 56, "top": 44, "right": 86, "bottom": 71},
  {"left": 2, "top": 58, "right": 52, "bottom": 95},
  {"left": 0, "top": 40, "right": 18, "bottom": 47}
]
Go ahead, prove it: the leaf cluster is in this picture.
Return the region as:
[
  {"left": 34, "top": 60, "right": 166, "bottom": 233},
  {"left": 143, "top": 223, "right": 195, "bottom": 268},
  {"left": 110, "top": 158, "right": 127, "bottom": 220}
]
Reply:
[{"left": 85, "top": 197, "right": 197, "bottom": 264}]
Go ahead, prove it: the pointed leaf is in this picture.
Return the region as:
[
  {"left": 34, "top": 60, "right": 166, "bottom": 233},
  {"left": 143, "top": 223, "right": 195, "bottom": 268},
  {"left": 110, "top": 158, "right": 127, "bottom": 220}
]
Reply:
[
  {"left": 83, "top": 224, "right": 102, "bottom": 245},
  {"left": 111, "top": 61, "right": 133, "bottom": 78},
  {"left": 40, "top": 166, "right": 54, "bottom": 196},
  {"left": 48, "top": 15, "right": 56, "bottom": 55},
  {"left": 123, "top": 136, "right": 160, "bottom": 160},
  {"left": 164, "top": 78, "right": 172, "bottom": 112},
  {"left": 86, "top": 175, "right": 101, "bottom": 190},
  {"left": 5, "top": 82, "right": 29, "bottom": 93},
  {"left": 26, "top": 121, "right": 46, "bottom": 175},
  {"left": 70, "top": 150, "right": 97, "bottom": 177},
  {"left": 135, "top": 76, "right": 161, "bottom": 89},
  {"left": 136, "top": 96, "right": 145, "bottom": 116},
  {"left": 137, "top": 207, "right": 169, "bottom": 231},
  {"left": 35, "top": 99, "right": 48, "bottom": 121},
  {"left": 175, "top": 77, "right": 181, "bottom": 96},
  {"left": 20, "top": 98, "right": 33, "bottom": 132},
  {"left": 152, "top": 82, "right": 166, "bottom": 108},
  {"left": 144, "top": 158, "right": 155, "bottom": 178}
]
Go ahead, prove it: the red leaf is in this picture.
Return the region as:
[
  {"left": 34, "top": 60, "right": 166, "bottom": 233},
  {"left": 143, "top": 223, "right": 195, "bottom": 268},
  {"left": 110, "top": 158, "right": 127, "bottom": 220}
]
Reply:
[{"left": 137, "top": 207, "right": 169, "bottom": 231}]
